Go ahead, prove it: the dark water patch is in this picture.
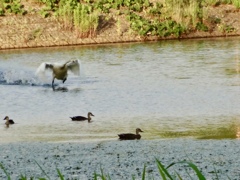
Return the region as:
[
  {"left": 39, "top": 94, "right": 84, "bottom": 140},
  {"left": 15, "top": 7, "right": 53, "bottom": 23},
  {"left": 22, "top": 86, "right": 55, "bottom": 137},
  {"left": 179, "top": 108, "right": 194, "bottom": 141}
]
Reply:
[{"left": 53, "top": 87, "right": 69, "bottom": 92}]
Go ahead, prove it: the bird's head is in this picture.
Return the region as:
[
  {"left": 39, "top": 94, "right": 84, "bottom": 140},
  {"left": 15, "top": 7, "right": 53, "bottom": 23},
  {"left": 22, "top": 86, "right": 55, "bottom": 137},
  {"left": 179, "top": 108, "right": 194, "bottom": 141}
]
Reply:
[
  {"left": 88, "top": 112, "right": 94, "bottom": 116},
  {"left": 136, "top": 128, "right": 144, "bottom": 133}
]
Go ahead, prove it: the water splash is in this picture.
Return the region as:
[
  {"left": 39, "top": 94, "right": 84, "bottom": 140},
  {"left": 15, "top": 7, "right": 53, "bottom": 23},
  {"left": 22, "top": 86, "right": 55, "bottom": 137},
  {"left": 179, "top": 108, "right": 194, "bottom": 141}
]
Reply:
[{"left": 0, "top": 63, "right": 41, "bottom": 86}]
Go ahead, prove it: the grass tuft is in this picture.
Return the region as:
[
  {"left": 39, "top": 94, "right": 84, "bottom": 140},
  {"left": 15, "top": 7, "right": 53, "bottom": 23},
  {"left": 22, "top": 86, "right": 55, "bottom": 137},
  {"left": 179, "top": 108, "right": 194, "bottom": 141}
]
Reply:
[
  {"left": 34, "top": 160, "right": 51, "bottom": 180},
  {"left": 0, "top": 162, "right": 11, "bottom": 180},
  {"left": 57, "top": 168, "right": 65, "bottom": 180},
  {"left": 0, "top": 159, "right": 230, "bottom": 180}
]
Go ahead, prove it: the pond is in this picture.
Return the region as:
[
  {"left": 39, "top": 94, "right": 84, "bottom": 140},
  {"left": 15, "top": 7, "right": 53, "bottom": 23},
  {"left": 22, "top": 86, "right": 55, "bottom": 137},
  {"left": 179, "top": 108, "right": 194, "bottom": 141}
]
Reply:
[{"left": 0, "top": 37, "right": 240, "bottom": 143}]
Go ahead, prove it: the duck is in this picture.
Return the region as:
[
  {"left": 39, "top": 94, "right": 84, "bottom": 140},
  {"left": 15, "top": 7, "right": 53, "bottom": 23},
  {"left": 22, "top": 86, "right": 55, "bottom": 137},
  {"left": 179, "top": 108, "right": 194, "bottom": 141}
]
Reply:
[
  {"left": 3, "top": 116, "right": 15, "bottom": 127},
  {"left": 70, "top": 112, "right": 94, "bottom": 122},
  {"left": 118, "top": 128, "right": 144, "bottom": 140},
  {"left": 36, "top": 59, "right": 81, "bottom": 90}
]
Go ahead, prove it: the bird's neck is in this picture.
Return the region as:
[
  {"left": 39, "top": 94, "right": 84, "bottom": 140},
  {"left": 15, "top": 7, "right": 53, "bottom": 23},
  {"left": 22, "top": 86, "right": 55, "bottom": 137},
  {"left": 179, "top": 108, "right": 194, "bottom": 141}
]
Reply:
[
  {"left": 63, "top": 61, "right": 71, "bottom": 67},
  {"left": 88, "top": 114, "right": 91, "bottom": 121},
  {"left": 5, "top": 119, "right": 9, "bottom": 125}
]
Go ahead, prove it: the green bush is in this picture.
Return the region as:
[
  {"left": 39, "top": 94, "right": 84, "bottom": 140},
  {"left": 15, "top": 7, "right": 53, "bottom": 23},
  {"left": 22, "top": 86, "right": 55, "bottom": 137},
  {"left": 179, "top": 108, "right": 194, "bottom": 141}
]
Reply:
[
  {"left": 0, "top": 8, "right": 5, "bottom": 16},
  {"left": 196, "top": 22, "right": 209, "bottom": 31},
  {"left": 129, "top": 12, "right": 186, "bottom": 37},
  {"left": 2, "top": 0, "right": 27, "bottom": 15}
]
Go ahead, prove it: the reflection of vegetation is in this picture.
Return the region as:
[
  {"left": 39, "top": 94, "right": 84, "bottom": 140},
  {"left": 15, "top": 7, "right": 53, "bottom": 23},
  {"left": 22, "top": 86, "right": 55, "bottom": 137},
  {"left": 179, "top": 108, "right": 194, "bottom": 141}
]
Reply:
[
  {"left": 152, "top": 124, "right": 238, "bottom": 139},
  {"left": 197, "top": 125, "right": 237, "bottom": 139},
  {"left": 225, "top": 68, "right": 239, "bottom": 76}
]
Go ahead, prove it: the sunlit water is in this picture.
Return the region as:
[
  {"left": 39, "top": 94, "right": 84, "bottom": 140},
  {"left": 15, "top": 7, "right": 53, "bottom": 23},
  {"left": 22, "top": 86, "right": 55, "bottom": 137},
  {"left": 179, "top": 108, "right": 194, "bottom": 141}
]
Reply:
[{"left": 0, "top": 37, "right": 240, "bottom": 143}]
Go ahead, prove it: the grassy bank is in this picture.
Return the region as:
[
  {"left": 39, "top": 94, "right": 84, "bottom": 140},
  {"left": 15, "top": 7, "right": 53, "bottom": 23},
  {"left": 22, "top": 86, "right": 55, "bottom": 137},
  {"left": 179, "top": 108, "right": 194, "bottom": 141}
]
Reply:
[{"left": 0, "top": 0, "right": 239, "bottom": 39}]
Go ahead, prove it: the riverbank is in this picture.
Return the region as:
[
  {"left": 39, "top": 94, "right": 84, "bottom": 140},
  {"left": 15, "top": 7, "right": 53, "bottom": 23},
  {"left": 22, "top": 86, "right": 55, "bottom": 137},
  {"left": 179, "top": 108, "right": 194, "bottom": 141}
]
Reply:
[
  {"left": 0, "top": 1, "right": 240, "bottom": 50},
  {"left": 0, "top": 139, "right": 239, "bottom": 179}
]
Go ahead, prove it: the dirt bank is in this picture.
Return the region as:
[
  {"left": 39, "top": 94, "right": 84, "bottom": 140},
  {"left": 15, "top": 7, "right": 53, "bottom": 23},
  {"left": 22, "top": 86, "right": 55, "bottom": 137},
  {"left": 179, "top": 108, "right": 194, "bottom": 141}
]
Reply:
[{"left": 0, "top": 2, "right": 239, "bottom": 50}]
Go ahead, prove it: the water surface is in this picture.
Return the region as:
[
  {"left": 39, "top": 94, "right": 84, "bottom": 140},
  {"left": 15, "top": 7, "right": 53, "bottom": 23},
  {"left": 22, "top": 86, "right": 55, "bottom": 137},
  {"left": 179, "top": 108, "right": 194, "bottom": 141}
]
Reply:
[{"left": 0, "top": 37, "right": 240, "bottom": 143}]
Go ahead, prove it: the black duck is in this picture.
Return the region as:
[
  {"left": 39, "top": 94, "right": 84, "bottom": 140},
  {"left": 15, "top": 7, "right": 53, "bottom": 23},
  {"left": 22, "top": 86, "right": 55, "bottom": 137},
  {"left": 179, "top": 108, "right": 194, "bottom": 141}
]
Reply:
[
  {"left": 3, "top": 116, "right": 15, "bottom": 127},
  {"left": 118, "top": 128, "right": 144, "bottom": 140},
  {"left": 70, "top": 112, "right": 94, "bottom": 122}
]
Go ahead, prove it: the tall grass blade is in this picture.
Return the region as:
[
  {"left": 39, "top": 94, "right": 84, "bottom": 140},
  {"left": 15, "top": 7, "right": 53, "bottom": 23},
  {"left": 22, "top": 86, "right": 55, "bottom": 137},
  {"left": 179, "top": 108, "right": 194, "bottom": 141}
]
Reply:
[
  {"left": 155, "top": 159, "right": 174, "bottom": 180},
  {"left": 100, "top": 168, "right": 106, "bottom": 180},
  {"left": 185, "top": 169, "right": 194, "bottom": 180},
  {"left": 213, "top": 165, "right": 219, "bottom": 180},
  {"left": 184, "top": 162, "right": 206, "bottom": 180},
  {"left": 107, "top": 174, "right": 111, "bottom": 180},
  {"left": 175, "top": 171, "right": 183, "bottom": 180},
  {"left": 94, "top": 168, "right": 109, "bottom": 180},
  {"left": 142, "top": 165, "right": 146, "bottom": 180},
  {"left": 57, "top": 168, "right": 65, "bottom": 180},
  {"left": 157, "top": 167, "right": 167, "bottom": 180},
  {"left": 93, "top": 172, "right": 98, "bottom": 180},
  {"left": 0, "top": 163, "right": 11, "bottom": 180},
  {"left": 34, "top": 160, "right": 51, "bottom": 180},
  {"left": 166, "top": 161, "right": 206, "bottom": 180},
  {"left": 20, "top": 174, "right": 27, "bottom": 180}
]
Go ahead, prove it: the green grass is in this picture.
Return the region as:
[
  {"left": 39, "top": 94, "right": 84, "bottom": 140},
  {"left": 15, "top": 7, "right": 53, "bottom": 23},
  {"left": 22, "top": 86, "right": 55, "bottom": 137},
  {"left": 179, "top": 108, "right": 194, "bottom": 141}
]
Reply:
[
  {"left": 2, "top": 0, "right": 239, "bottom": 38},
  {"left": 0, "top": 159, "right": 229, "bottom": 180}
]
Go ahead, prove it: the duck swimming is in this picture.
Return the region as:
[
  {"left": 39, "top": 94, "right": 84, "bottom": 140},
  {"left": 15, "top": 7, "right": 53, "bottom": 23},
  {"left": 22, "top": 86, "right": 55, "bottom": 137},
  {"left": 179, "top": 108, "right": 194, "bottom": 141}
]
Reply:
[
  {"left": 118, "top": 128, "right": 144, "bottom": 140},
  {"left": 36, "top": 59, "right": 81, "bottom": 90},
  {"left": 70, "top": 112, "right": 94, "bottom": 122},
  {"left": 3, "top": 116, "right": 15, "bottom": 127}
]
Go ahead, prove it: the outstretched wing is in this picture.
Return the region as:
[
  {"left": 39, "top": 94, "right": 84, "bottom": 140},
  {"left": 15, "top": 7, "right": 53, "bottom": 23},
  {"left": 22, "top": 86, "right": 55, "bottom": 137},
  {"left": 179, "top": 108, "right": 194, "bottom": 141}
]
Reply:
[
  {"left": 67, "top": 59, "right": 80, "bottom": 76},
  {"left": 36, "top": 62, "right": 53, "bottom": 74},
  {"left": 35, "top": 62, "right": 54, "bottom": 80}
]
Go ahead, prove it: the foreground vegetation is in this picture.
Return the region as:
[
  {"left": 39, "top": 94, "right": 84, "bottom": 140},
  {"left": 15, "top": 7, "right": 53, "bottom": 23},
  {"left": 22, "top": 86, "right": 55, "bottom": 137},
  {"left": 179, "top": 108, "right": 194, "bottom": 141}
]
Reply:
[
  {"left": 0, "top": 159, "right": 227, "bottom": 179},
  {"left": 0, "top": 0, "right": 239, "bottom": 38}
]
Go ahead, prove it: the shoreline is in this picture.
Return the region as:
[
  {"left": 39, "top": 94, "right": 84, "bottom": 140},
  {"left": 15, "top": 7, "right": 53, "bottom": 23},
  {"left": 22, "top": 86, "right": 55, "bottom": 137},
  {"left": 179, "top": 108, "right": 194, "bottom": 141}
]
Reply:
[
  {"left": 1, "top": 33, "right": 240, "bottom": 51},
  {"left": 0, "top": 139, "right": 239, "bottom": 179}
]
